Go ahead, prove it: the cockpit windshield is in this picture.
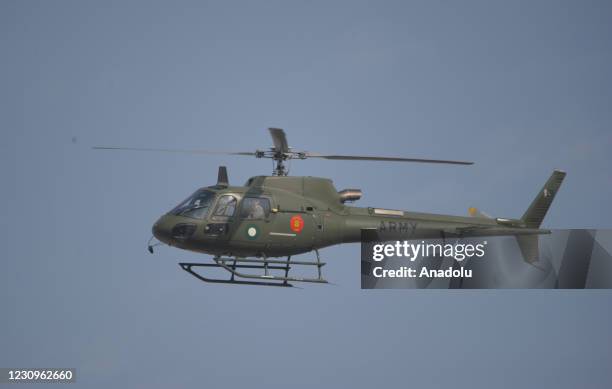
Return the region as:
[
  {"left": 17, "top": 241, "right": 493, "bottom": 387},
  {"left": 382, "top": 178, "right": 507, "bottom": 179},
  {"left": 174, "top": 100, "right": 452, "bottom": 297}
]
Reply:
[{"left": 169, "top": 189, "right": 215, "bottom": 219}]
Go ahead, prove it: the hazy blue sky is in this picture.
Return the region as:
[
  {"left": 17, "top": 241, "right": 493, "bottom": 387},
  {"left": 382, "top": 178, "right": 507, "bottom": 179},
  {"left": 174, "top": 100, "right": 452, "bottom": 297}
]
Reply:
[{"left": 1, "top": 1, "right": 611, "bottom": 388}]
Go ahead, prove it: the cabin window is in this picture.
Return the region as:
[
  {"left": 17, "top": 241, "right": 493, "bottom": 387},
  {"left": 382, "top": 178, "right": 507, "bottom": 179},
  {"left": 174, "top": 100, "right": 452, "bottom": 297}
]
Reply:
[
  {"left": 240, "top": 197, "right": 271, "bottom": 220},
  {"left": 212, "top": 195, "right": 237, "bottom": 220}
]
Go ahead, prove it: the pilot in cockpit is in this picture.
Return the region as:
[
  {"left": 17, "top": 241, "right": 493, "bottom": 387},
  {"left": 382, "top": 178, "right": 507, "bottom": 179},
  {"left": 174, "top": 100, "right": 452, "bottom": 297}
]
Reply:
[{"left": 248, "top": 199, "right": 265, "bottom": 219}]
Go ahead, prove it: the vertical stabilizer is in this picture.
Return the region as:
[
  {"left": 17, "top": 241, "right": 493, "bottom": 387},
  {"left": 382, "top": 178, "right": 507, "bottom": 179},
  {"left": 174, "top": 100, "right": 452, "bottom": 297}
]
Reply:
[{"left": 521, "top": 170, "right": 566, "bottom": 228}]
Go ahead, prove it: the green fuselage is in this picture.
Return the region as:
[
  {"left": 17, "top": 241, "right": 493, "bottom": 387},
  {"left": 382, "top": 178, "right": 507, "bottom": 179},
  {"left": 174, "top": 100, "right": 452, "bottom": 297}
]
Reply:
[{"left": 152, "top": 175, "right": 544, "bottom": 258}]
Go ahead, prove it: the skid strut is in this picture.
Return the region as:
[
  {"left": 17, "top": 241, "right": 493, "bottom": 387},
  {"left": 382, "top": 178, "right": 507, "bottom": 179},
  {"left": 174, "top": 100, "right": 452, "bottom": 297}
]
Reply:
[{"left": 178, "top": 250, "right": 328, "bottom": 287}]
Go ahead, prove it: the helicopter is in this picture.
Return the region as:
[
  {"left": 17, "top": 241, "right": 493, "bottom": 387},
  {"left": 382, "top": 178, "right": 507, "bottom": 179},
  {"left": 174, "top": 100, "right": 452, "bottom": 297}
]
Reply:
[{"left": 94, "top": 128, "right": 566, "bottom": 287}]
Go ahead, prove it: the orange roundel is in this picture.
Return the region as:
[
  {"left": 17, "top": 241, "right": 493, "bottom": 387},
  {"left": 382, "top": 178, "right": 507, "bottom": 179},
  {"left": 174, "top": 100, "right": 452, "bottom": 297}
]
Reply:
[{"left": 290, "top": 215, "right": 304, "bottom": 233}]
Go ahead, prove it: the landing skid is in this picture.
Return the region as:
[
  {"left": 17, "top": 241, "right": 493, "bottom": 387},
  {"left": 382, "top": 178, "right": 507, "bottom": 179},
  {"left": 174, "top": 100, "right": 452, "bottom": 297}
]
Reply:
[{"left": 178, "top": 250, "right": 328, "bottom": 287}]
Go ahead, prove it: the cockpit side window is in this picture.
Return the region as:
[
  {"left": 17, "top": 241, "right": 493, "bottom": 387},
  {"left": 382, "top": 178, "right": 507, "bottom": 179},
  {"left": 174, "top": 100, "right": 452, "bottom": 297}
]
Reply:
[
  {"left": 212, "top": 195, "right": 237, "bottom": 220},
  {"left": 240, "top": 197, "right": 271, "bottom": 220},
  {"left": 170, "top": 189, "right": 215, "bottom": 219}
]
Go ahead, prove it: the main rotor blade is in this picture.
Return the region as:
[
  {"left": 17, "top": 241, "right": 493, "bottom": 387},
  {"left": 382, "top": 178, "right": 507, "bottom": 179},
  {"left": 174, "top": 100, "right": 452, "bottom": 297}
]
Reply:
[
  {"left": 92, "top": 146, "right": 255, "bottom": 156},
  {"left": 268, "top": 128, "right": 289, "bottom": 154},
  {"left": 305, "top": 153, "right": 473, "bottom": 165}
]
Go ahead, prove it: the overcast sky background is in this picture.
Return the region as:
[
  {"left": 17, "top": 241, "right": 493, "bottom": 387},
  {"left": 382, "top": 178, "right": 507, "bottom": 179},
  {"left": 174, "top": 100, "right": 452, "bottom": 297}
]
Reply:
[{"left": 2, "top": 1, "right": 612, "bottom": 388}]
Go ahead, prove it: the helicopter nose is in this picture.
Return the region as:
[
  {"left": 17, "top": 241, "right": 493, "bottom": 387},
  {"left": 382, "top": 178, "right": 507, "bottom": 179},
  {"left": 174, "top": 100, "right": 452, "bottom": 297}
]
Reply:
[
  {"left": 152, "top": 215, "right": 198, "bottom": 245},
  {"left": 152, "top": 216, "right": 172, "bottom": 244}
]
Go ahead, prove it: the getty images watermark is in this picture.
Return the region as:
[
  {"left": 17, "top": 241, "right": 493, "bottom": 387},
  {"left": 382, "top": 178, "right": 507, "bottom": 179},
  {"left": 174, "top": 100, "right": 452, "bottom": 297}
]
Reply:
[{"left": 371, "top": 240, "right": 487, "bottom": 279}]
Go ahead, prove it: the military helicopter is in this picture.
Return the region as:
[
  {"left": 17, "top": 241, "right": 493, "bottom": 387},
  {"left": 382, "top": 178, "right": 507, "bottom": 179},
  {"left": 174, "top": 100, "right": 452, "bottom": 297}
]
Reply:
[{"left": 94, "top": 128, "right": 565, "bottom": 287}]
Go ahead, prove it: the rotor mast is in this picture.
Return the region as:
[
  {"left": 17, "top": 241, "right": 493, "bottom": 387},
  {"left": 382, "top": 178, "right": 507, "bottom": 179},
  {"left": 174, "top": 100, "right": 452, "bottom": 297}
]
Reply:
[
  {"left": 273, "top": 154, "right": 288, "bottom": 176},
  {"left": 253, "top": 128, "right": 302, "bottom": 176},
  {"left": 255, "top": 147, "right": 295, "bottom": 176},
  {"left": 268, "top": 127, "right": 291, "bottom": 176}
]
